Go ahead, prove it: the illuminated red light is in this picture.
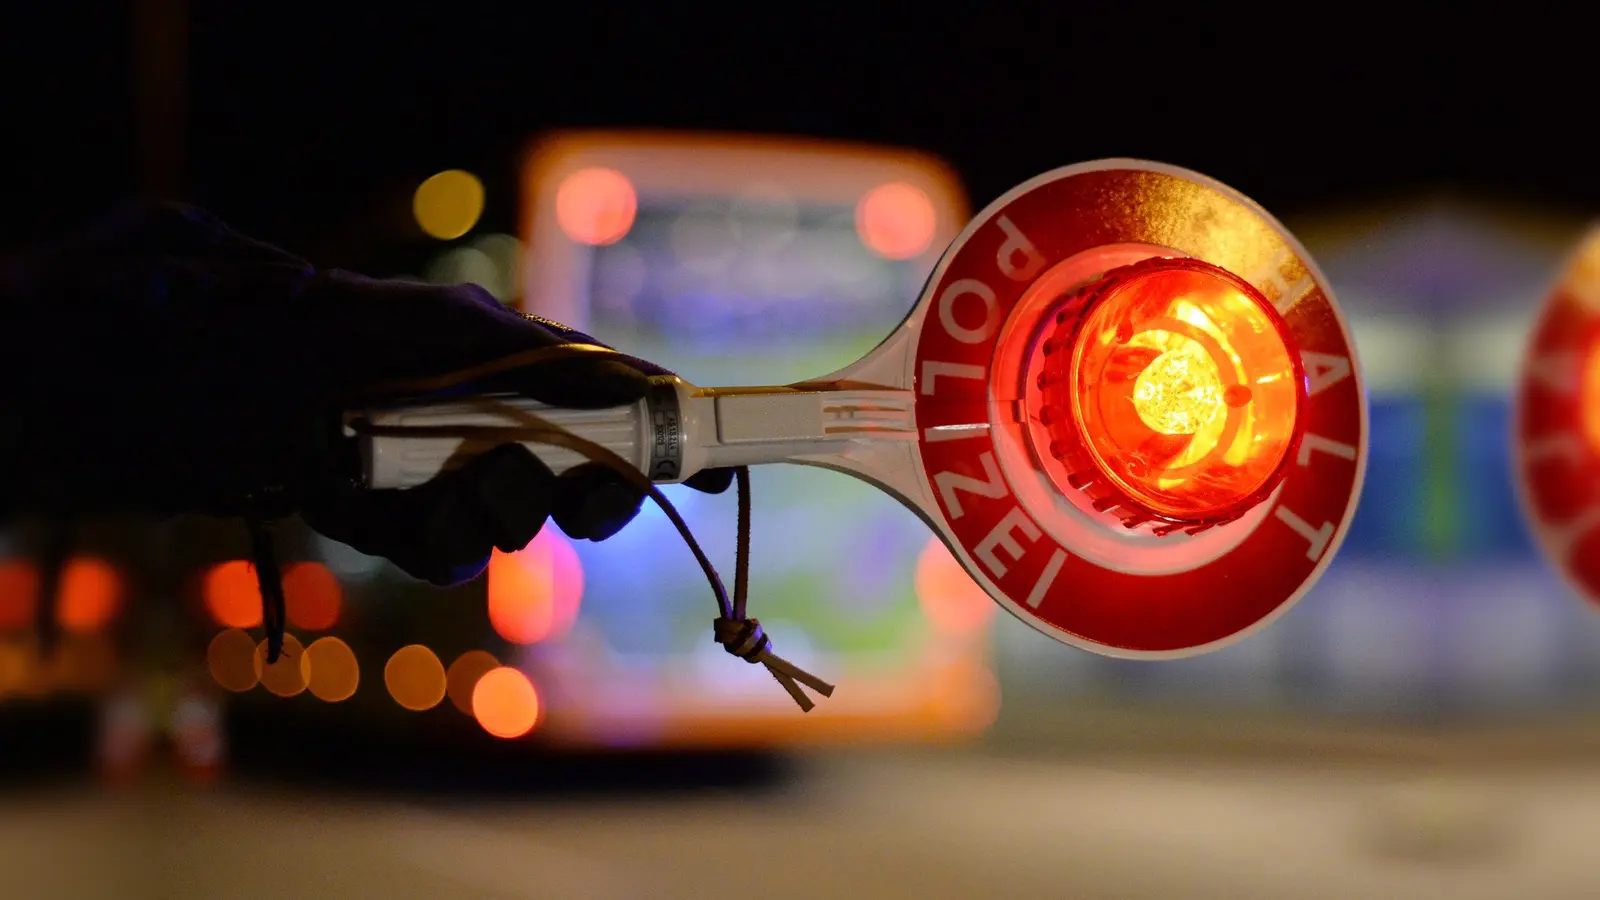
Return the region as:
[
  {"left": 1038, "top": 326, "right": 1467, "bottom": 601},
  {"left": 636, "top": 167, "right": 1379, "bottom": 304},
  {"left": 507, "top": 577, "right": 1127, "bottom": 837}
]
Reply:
[
  {"left": 204, "top": 560, "right": 342, "bottom": 631},
  {"left": 0, "top": 558, "right": 122, "bottom": 635},
  {"left": 284, "top": 562, "right": 342, "bottom": 631},
  {"left": 555, "top": 167, "right": 637, "bottom": 246},
  {"left": 57, "top": 557, "right": 123, "bottom": 634},
  {"left": 1037, "top": 258, "right": 1306, "bottom": 528},
  {"left": 856, "top": 182, "right": 937, "bottom": 260},
  {"left": 203, "top": 560, "right": 262, "bottom": 629},
  {"left": 1517, "top": 230, "right": 1600, "bottom": 610},
  {"left": 0, "top": 561, "right": 38, "bottom": 631},
  {"left": 1580, "top": 341, "right": 1600, "bottom": 457},
  {"left": 487, "top": 528, "right": 583, "bottom": 644}
]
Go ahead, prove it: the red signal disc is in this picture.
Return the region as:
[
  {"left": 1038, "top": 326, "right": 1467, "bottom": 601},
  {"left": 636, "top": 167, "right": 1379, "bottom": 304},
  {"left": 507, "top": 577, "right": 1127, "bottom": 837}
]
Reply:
[
  {"left": 1514, "top": 228, "right": 1600, "bottom": 605},
  {"left": 910, "top": 161, "right": 1366, "bottom": 657}
]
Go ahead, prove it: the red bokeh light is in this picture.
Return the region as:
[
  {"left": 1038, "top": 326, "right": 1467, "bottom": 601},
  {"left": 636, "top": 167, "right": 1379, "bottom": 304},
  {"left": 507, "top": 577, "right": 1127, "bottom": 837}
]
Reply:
[
  {"left": 856, "top": 182, "right": 937, "bottom": 260},
  {"left": 284, "top": 562, "right": 342, "bottom": 631},
  {"left": 0, "top": 561, "right": 38, "bottom": 631},
  {"left": 57, "top": 557, "right": 123, "bottom": 634},
  {"left": 203, "top": 560, "right": 262, "bottom": 629},
  {"left": 487, "top": 529, "right": 583, "bottom": 645},
  {"left": 555, "top": 167, "right": 637, "bottom": 246}
]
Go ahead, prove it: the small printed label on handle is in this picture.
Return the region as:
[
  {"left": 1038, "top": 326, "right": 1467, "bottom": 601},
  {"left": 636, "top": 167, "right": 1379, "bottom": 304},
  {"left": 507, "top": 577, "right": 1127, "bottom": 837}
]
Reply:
[{"left": 647, "top": 380, "right": 683, "bottom": 481}]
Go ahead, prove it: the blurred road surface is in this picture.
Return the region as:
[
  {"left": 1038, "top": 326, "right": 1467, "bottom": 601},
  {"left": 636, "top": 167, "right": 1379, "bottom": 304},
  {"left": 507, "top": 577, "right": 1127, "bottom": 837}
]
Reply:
[{"left": 4, "top": 746, "right": 1600, "bottom": 899}]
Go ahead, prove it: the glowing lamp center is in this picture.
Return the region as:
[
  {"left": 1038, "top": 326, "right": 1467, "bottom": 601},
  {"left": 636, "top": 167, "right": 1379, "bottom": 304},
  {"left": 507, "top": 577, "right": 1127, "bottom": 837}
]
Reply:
[
  {"left": 1131, "top": 342, "right": 1224, "bottom": 435},
  {"left": 1582, "top": 342, "right": 1600, "bottom": 456},
  {"left": 1036, "top": 257, "right": 1308, "bottom": 526}
]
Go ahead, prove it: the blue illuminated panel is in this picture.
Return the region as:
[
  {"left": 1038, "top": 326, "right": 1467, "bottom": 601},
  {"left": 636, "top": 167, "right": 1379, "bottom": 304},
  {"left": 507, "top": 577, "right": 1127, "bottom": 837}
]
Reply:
[
  {"left": 1335, "top": 395, "right": 1428, "bottom": 559},
  {"left": 1454, "top": 394, "right": 1538, "bottom": 560},
  {"left": 587, "top": 202, "right": 919, "bottom": 386},
  {"left": 573, "top": 200, "right": 943, "bottom": 668}
]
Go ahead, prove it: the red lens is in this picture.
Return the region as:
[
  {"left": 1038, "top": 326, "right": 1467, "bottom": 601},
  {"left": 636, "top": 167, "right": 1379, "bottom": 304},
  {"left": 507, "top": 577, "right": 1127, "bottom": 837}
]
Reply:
[{"left": 1034, "top": 258, "right": 1307, "bottom": 530}]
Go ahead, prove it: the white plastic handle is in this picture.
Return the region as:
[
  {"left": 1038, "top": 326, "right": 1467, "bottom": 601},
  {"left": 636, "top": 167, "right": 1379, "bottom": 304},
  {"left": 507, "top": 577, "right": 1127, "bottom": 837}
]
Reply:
[{"left": 353, "top": 376, "right": 918, "bottom": 490}]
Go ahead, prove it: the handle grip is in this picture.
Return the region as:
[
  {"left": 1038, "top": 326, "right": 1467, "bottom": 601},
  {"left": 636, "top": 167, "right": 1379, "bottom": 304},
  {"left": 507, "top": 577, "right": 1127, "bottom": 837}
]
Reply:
[{"left": 351, "top": 377, "right": 918, "bottom": 490}]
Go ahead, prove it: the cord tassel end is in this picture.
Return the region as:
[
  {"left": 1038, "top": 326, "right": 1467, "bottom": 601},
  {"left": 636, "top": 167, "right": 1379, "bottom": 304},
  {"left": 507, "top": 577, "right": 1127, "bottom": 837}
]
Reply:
[{"left": 715, "top": 616, "right": 834, "bottom": 712}]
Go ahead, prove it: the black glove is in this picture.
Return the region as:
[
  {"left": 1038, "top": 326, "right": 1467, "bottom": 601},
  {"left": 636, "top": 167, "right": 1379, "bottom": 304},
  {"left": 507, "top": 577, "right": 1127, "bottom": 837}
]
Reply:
[{"left": 0, "top": 199, "right": 732, "bottom": 584}]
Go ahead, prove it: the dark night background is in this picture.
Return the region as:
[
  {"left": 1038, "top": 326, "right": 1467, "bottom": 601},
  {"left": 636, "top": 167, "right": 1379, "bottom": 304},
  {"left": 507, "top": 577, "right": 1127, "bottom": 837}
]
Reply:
[
  {"left": 4, "top": 9, "right": 1600, "bottom": 896},
  {"left": 0, "top": 4, "right": 1590, "bottom": 271}
]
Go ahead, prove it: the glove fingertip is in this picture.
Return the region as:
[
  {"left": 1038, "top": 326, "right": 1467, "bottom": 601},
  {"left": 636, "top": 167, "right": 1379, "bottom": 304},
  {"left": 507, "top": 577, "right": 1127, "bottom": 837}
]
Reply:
[
  {"left": 684, "top": 468, "right": 736, "bottom": 495},
  {"left": 463, "top": 444, "right": 557, "bottom": 553},
  {"left": 551, "top": 464, "right": 646, "bottom": 542}
]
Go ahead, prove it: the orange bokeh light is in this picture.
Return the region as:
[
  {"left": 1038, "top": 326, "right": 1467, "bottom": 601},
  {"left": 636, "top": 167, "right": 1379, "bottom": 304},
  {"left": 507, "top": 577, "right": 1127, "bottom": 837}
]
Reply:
[
  {"left": 57, "top": 557, "right": 122, "bottom": 634},
  {"left": 555, "top": 167, "right": 637, "bottom": 246},
  {"left": 471, "top": 666, "right": 541, "bottom": 739},
  {"left": 0, "top": 561, "right": 39, "bottom": 631},
  {"left": 284, "top": 562, "right": 342, "bottom": 631},
  {"left": 53, "top": 632, "right": 116, "bottom": 693},
  {"left": 305, "top": 636, "right": 359, "bottom": 702},
  {"left": 487, "top": 529, "right": 583, "bottom": 645},
  {"left": 446, "top": 649, "right": 501, "bottom": 716},
  {"left": 207, "top": 628, "right": 259, "bottom": 693},
  {"left": 203, "top": 560, "right": 262, "bottom": 629},
  {"left": 0, "top": 639, "right": 31, "bottom": 697},
  {"left": 252, "top": 633, "right": 310, "bottom": 698},
  {"left": 913, "top": 537, "right": 995, "bottom": 636},
  {"left": 385, "top": 644, "right": 447, "bottom": 711},
  {"left": 856, "top": 182, "right": 937, "bottom": 260}
]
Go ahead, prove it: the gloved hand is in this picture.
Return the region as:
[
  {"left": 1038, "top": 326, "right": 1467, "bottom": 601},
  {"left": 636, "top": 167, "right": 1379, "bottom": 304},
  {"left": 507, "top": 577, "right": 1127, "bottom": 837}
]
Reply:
[{"left": 0, "top": 199, "right": 732, "bottom": 584}]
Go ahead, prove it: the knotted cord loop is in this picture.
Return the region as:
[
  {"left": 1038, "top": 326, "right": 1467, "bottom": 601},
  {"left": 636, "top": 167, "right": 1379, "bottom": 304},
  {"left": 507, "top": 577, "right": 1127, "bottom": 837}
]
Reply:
[
  {"left": 713, "top": 615, "right": 834, "bottom": 712},
  {"left": 715, "top": 616, "right": 770, "bottom": 662},
  {"left": 712, "top": 466, "right": 833, "bottom": 710},
  {"left": 350, "top": 345, "right": 835, "bottom": 712}
]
